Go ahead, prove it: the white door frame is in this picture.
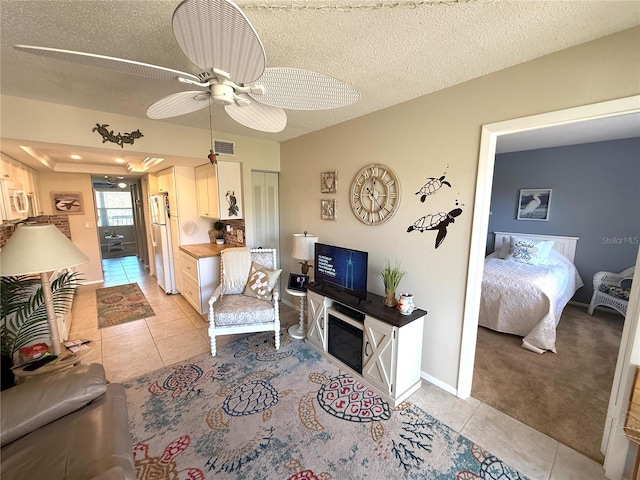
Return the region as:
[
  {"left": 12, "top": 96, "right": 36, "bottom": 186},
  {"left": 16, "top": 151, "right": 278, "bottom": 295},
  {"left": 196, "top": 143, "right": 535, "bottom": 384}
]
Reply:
[{"left": 458, "top": 95, "right": 640, "bottom": 478}]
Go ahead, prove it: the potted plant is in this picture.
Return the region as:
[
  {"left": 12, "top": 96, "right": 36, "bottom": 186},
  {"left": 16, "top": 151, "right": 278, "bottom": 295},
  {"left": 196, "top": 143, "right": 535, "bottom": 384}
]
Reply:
[
  {"left": 214, "top": 221, "right": 225, "bottom": 244},
  {"left": 379, "top": 260, "right": 406, "bottom": 307},
  {"left": 1, "top": 271, "right": 82, "bottom": 366}
]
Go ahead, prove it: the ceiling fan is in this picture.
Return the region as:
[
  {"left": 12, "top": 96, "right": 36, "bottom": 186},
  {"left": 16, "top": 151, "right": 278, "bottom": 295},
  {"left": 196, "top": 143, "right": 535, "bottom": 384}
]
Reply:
[{"left": 14, "top": 0, "right": 359, "bottom": 133}]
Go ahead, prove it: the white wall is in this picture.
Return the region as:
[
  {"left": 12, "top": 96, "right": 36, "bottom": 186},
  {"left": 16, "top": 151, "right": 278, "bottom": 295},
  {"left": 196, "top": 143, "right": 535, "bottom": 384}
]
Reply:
[
  {"left": 279, "top": 26, "right": 640, "bottom": 391},
  {"left": 1, "top": 97, "right": 281, "bottom": 280}
]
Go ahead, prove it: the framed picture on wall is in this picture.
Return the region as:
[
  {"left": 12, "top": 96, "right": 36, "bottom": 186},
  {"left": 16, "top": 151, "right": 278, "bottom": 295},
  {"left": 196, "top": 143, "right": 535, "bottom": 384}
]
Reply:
[
  {"left": 517, "top": 188, "right": 552, "bottom": 221},
  {"left": 321, "top": 199, "right": 336, "bottom": 220},
  {"left": 51, "top": 191, "right": 84, "bottom": 215},
  {"left": 321, "top": 171, "right": 337, "bottom": 193}
]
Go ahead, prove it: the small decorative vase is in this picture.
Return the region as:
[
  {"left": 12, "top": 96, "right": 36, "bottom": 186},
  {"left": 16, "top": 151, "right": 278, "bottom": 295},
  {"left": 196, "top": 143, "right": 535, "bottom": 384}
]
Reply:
[
  {"left": 397, "top": 293, "right": 415, "bottom": 315},
  {"left": 384, "top": 288, "right": 397, "bottom": 307},
  {"left": 216, "top": 238, "right": 224, "bottom": 245}
]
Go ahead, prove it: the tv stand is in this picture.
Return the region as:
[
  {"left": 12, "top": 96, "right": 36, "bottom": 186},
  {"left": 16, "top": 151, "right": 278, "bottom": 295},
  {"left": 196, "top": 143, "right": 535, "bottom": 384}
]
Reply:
[{"left": 306, "top": 284, "right": 426, "bottom": 406}]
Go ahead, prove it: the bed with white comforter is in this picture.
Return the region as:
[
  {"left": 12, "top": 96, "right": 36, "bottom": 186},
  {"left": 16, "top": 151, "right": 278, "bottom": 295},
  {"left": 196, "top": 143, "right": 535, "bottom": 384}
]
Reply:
[{"left": 479, "top": 233, "right": 583, "bottom": 354}]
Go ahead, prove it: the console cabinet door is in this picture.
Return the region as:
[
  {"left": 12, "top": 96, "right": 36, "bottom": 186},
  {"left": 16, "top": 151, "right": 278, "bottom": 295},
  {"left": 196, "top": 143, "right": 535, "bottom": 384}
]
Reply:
[
  {"left": 306, "top": 290, "right": 327, "bottom": 350},
  {"left": 362, "top": 316, "right": 396, "bottom": 395}
]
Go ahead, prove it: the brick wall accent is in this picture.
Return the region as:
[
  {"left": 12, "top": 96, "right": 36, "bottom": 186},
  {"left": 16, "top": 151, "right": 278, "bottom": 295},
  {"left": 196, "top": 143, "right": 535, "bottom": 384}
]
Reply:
[{"left": 0, "top": 216, "right": 72, "bottom": 248}]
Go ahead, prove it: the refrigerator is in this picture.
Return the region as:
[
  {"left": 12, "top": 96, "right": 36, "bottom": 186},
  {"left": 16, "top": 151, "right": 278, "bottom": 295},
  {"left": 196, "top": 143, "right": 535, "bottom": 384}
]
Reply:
[{"left": 150, "top": 193, "right": 177, "bottom": 294}]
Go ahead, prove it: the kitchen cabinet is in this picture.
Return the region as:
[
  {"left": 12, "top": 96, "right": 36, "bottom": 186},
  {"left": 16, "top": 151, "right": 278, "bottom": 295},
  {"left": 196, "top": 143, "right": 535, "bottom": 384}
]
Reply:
[
  {"left": 150, "top": 167, "right": 213, "bottom": 295},
  {"left": 156, "top": 168, "right": 172, "bottom": 194},
  {"left": 195, "top": 161, "right": 243, "bottom": 220},
  {"left": 179, "top": 249, "right": 220, "bottom": 315},
  {"left": 1, "top": 153, "right": 40, "bottom": 215},
  {"left": 195, "top": 163, "right": 219, "bottom": 218},
  {"left": 306, "top": 285, "right": 425, "bottom": 406}
]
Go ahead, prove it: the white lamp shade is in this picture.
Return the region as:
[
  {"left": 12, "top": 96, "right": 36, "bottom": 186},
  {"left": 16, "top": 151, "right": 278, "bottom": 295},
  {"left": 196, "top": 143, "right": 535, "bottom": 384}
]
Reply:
[
  {"left": 0, "top": 224, "right": 89, "bottom": 276},
  {"left": 292, "top": 233, "right": 318, "bottom": 261}
]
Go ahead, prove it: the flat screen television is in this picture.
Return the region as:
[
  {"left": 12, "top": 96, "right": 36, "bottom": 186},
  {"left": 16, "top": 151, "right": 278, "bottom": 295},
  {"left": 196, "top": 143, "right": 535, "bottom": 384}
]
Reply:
[{"left": 314, "top": 243, "right": 368, "bottom": 302}]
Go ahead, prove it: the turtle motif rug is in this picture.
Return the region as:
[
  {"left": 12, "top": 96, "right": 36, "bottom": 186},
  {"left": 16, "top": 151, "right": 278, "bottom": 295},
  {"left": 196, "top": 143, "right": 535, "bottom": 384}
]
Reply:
[
  {"left": 96, "top": 283, "right": 155, "bottom": 328},
  {"left": 124, "top": 330, "right": 529, "bottom": 480}
]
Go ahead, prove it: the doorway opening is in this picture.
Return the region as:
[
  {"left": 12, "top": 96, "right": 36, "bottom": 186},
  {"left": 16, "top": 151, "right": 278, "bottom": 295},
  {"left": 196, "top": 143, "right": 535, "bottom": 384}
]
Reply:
[
  {"left": 92, "top": 177, "right": 148, "bottom": 266},
  {"left": 459, "top": 95, "right": 640, "bottom": 477}
]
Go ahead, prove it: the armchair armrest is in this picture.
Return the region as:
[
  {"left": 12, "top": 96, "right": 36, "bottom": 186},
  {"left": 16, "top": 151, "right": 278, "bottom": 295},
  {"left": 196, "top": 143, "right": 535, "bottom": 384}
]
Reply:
[
  {"left": 1, "top": 363, "right": 107, "bottom": 446},
  {"left": 208, "top": 284, "right": 224, "bottom": 306},
  {"left": 272, "top": 284, "right": 280, "bottom": 302}
]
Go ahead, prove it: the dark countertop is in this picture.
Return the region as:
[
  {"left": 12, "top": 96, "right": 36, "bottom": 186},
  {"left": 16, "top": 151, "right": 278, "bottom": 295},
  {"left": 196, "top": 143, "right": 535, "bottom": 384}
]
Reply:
[{"left": 307, "top": 283, "right": 426, "bottom": 328}]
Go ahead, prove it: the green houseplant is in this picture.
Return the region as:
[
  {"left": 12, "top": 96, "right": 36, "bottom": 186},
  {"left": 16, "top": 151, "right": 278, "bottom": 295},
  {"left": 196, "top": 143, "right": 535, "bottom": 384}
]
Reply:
[
  {"left": 213, "top": 221, "right": 225, "bottom": 244},
  {"left": 379, "top": 260, "right": 406, "bottom": 308},
  {"left": 1, "top": 271, "right": 82, "bottom": 361}
]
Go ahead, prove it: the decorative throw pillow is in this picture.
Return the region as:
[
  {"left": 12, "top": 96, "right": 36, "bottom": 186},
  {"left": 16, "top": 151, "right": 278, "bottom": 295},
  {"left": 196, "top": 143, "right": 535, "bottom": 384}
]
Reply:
[
  {"left": 243, "top": 262, "right": 282, "bottom": 300},
  {"left": 504, "top": 236, "right": 555, "bottom": 265}
]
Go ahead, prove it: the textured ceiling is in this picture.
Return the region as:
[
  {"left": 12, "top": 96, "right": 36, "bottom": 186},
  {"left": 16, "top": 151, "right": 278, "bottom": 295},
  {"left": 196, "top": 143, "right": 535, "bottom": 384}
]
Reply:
[{"left": 1, "top": 0, "right": 639, "bottom": 172}]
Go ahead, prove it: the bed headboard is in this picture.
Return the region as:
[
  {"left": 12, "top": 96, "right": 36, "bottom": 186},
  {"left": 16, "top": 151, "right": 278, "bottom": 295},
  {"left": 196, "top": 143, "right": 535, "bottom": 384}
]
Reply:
[{"left": 494, "top": 232, "right": 579, "bottom": 263}]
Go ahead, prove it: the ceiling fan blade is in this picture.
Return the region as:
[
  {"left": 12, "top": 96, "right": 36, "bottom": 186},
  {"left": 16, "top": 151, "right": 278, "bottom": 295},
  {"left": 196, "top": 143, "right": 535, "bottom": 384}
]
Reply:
[
  {"left": 225, "top": 95, "right": 286, "bottom": 133},
  {"left": 249, "top": 68, "right": 360, "bottom": 110},
  {"left": 14, "top": 45, "right": 201, "bottom": 83},
  {"left": 147, "top": 91, "right": 210, "bottom": 119},
  {"left": 172, "top": 0, "right": 266, "bottom": 85}
]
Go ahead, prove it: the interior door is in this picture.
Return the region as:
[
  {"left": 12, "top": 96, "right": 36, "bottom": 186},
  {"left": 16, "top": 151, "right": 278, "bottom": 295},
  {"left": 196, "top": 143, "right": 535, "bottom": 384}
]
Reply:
[
  {"left": 130, "top": 181, "right": 148, "bottom": 266},
  {"left": 251, "top": 171, "right": 279, "bottom": 250}
]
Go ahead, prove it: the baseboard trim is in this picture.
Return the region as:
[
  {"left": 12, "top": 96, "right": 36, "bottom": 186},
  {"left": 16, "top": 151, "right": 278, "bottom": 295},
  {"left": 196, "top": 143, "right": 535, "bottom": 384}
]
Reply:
[{"left": 421, "top": 371, "right": 458, "bottom": 397}]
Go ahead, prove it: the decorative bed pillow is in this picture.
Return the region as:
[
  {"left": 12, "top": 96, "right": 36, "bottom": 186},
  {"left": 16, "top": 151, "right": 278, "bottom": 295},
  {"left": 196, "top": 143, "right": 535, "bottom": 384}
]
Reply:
[
  {"left": 504, "top": 236, "right": 555, "bottom": 265},
  {"left": 243, "top": 262, "right": 282, "bottom": 300}
]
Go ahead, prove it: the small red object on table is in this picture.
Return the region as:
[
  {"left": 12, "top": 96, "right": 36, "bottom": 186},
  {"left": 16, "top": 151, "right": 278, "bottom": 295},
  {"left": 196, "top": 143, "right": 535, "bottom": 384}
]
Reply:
[{"left": 18, "top": 343, "right": 49, "bottom": 362}]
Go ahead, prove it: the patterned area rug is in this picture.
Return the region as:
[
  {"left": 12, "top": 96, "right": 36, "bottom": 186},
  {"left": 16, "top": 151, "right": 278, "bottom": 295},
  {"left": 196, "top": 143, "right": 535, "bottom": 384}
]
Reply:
[
  {"left": 96, "top": 283, "right": 155, "bottom": 328},
  {"left": 125, "top": 330, "right": 529, "bottom": 480}
]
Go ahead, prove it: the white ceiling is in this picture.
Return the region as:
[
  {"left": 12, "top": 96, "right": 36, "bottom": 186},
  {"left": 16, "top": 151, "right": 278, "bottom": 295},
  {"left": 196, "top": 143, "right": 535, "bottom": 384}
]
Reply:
[{"left": 1, "top": 0, "right": 639, "bottom": 175}]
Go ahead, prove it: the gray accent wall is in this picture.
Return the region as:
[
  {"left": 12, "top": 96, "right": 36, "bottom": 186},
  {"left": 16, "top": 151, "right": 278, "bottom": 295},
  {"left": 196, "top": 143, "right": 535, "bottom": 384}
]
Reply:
[{"left": 488, "top": 137, "right": 639, "bottom": 304}]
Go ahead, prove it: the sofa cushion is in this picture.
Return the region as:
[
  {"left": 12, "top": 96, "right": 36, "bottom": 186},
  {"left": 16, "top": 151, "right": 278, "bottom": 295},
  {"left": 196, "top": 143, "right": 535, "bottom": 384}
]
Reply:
[
  {"left": 1, "top": 363, "right": 107, "bottom": 447},
  {"left": 1, "top": 383, "right": 135, "bottom": 480}
]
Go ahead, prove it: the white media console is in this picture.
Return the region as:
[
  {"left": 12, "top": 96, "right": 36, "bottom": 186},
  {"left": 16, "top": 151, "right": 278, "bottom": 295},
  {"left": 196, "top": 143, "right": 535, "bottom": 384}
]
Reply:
[{"left": 306, "top": 285, "right": 426, "bottom": 406}]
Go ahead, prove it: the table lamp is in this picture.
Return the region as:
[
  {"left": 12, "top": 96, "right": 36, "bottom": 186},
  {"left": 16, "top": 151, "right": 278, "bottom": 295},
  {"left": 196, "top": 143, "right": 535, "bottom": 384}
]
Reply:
[
  {"left": 0, "top": 224, "right": 89, "bottom": 355},
  {"left": 292, "top": 232, "right": 318, "bottom": 275}
]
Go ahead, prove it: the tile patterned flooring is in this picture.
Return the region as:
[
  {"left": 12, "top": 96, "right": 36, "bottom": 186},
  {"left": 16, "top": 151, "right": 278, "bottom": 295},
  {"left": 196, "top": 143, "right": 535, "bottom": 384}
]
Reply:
[{"left": 71, "top": 255, "right": 608, "bottom": 480}]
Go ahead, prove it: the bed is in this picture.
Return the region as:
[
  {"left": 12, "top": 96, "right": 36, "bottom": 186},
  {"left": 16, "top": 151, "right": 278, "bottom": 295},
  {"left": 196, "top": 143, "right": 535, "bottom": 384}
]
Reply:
[{"left": 479, "top": 232, "right": 584, "bottom": 354}]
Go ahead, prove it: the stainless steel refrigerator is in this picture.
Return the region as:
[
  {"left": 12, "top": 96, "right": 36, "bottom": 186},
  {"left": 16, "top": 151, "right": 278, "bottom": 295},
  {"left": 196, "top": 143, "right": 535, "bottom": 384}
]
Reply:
[{"left": 150, "top": 193, "right": 176, "bottom": 294}]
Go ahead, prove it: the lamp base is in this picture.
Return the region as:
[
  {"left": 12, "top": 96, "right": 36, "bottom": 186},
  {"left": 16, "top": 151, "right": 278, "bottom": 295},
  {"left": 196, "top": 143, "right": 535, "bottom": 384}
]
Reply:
[{"left": 299, "top": 261, "right": 311, "bottom": 275}]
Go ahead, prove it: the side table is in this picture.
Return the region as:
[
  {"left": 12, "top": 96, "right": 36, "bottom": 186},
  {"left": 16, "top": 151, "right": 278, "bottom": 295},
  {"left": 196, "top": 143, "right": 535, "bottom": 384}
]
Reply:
[
  {"left": 13, "top": 343, "right": 95, "bottom": 381},
  {"left": 105, "top": 234, "right": 125, "bottom": 252},
  {"left": 286, "top": 287, "right": 307, "bottom": 340}
]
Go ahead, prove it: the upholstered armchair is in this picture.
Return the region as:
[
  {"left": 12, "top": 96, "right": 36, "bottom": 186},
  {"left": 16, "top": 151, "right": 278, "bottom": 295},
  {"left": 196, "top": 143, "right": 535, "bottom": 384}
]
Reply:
[
  {"left": 588, "top": 266, "right": 634, "bottom": 317},
  {"left": 208, "top": 247, "right": 281, "bottom": 356}
]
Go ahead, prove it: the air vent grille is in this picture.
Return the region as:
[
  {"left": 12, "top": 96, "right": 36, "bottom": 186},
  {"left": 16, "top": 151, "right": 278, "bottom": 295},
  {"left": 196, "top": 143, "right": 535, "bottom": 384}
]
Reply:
[{"left": 214, "top": 140, "right": 235, "bottom": 156}]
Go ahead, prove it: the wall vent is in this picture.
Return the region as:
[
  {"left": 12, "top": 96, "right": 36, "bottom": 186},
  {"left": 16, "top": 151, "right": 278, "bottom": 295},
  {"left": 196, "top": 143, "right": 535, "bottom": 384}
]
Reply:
[{"left": 214, "top": 140, "right": 235, "bottom": 156}]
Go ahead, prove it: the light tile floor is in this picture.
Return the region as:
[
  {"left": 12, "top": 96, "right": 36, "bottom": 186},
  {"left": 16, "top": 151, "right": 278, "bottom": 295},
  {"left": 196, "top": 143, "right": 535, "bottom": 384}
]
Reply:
[{"left": 70, "top": 255, "right": 607, "bottom": 480}]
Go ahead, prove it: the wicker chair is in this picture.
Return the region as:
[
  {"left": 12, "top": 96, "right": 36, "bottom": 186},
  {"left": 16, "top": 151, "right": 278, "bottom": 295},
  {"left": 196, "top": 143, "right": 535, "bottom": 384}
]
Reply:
[
  {"left": 587, "top": 266, "right": 634, "bottom": 317},
  {"left": 208, "top": 247, "right": 281, "bottom": 356}
]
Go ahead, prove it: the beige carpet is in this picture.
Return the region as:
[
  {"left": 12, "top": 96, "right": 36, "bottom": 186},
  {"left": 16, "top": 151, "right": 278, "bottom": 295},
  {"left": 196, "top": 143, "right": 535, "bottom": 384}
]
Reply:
[{"left": 472, "top": 304, "right": 624, "bottom": 463}]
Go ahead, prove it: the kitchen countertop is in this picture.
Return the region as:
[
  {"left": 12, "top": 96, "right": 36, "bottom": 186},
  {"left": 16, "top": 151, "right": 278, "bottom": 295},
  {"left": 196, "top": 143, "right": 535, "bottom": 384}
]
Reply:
[{"left": 179, "top": 243, "right": 227, "bottom": 259}]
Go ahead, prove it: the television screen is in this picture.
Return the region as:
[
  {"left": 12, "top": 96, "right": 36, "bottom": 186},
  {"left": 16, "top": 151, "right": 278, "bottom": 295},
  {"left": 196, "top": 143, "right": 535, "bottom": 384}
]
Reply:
[{"left": 314, "top": 243, "right": 368, "bottom": 301}]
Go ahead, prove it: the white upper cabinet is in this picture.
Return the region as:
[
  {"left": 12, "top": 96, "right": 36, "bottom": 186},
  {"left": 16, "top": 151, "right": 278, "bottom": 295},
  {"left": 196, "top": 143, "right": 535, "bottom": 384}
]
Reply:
[{"left": 195, "top": 161, "right": 243, "bottom": 220}]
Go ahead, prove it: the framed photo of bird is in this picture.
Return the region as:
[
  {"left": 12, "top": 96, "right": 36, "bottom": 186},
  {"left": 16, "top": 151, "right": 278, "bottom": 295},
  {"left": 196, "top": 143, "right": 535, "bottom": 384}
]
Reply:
[
  {"left": 51, "top": 191, "right": 85, "bottom": 215},
  {"left": 517, "top": 188, "right": 552, "bottom": 221}
]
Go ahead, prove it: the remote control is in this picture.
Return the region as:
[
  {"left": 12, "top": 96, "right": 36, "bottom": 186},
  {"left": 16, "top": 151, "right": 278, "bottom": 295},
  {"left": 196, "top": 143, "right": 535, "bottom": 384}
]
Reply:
[{"left": 23, "top": 355, "right": 58, "bottom": 371}]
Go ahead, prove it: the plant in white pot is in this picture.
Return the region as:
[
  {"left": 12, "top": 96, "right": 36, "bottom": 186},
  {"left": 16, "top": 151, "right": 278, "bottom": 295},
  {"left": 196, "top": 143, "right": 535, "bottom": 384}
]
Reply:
[
  {"left": 214, "top": 221, "right": 225, "bottom": 244},
  {"left": 379, "top": 260, "right": 405, "bottom": 308}
]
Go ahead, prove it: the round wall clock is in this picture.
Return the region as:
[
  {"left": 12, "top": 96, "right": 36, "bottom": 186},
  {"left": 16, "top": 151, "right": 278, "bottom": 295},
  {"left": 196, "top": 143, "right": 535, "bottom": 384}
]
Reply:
[{"left": 350, "top": 163, "right": 401, "bottom": 225}]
